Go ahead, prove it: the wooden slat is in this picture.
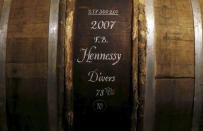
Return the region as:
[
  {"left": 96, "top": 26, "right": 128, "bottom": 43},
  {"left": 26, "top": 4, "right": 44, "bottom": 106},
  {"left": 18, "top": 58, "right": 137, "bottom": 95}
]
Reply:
[
  {"left": 142, "top": 0, "right": 195, "bottom": 131},
  {"left": 135, "top": 0, "right": 147, "bottom": 130},
  {"left": 155, "top": 5, "right": 194, "bottom": 77},
  {"left": 155, "top": 79, "right": 194, "bottom": 131},
  {"left": 8, "top": 6, "right": 49, "bottom": 25},
  {"left": 6, "top": 78, "right": 48, "bottom": 131},
  {"left": 7, "top": 23, "right": 49, "bottom": 38},
  {"left": 6, "top": 63, "right": 47, "bottom": 78},
  {"left": 6, "top": 38, "right": 48, "bottom": 63},
  {"left": 58, "top": 0, "right": 66, "bottom": 130},
  {"left": 10, "top": 0, "right": 50, "bottom": 9},
  {"left": 151, "top": 0, "right": 195, "bottom": 131},
  {"left": 6, "top": 0, "right": 50, "bottom": 130},
  {"left": 65, "top": 0, "right": 75, "bottom": 130},
  {"left": 131, "top": 0, "right": 139, "bottom": 130}
]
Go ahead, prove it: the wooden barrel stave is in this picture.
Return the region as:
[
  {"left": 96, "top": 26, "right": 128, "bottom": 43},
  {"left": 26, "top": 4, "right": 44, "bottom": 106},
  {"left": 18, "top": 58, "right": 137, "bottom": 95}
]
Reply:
[
  {"left": 5, "top": 0, "right": 50, "bottom": 130},
  {"left": 143, "top": 0, "right": 196, "bottom": 131}
]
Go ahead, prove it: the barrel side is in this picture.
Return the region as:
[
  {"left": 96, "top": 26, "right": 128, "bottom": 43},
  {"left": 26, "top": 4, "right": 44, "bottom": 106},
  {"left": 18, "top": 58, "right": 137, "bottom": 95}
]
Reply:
[
  {"left": 144, "top": 0, "right": 195, "bottom": 130},
  {"left": 6, "top": 0, "right": 50, "bottom": 130}
]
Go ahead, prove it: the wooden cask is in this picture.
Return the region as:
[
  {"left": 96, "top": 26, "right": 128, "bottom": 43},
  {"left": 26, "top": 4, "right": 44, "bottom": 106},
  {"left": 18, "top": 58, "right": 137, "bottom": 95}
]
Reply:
[
  {"left": 65, "top": 0, "right": 199, "bottom": 131},
  {"left": 0, "top": 0, "right": 65, "bottom": 131},
  {"left": 6, "top": 0, "right": 50, "bottom": 130},
  {"left": 65, "top": 0, "right": 203, "bottom": 131},
  {"left": 1, "top": 0, "right": 203, "bottom": 131},
  {"left": 137, "top": 0, "right": 203, "bottom": 131}
]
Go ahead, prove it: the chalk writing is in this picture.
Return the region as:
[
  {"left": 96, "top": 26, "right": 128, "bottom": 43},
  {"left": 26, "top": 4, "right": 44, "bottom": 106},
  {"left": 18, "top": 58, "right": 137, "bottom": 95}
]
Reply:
[
  {"left": 88, "top": 69, "right": 116, "bottom": 83},
  {"left": 88, "top": 9, "right": 119, "bottom": 16},
  {"left": 91, "top": 21, "right": 116, "bottom": 30},
  {"left": 77, "top": 46, "right": 122, "bottom": 65}
]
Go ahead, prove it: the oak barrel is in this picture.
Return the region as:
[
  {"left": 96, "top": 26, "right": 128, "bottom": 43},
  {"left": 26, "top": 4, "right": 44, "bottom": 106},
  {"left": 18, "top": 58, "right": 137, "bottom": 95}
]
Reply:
[
  {"left": 137, "top": 0, "right": 203, "bottom": 131},
  {"left": 65, "top": 0, "right": 203, "bottom": 131},
  {"left": 1, "top": 0, "right": 203, "bottom": 131},
  {"left": 0, "top": 0, "right": 64, "bottom": 131}
]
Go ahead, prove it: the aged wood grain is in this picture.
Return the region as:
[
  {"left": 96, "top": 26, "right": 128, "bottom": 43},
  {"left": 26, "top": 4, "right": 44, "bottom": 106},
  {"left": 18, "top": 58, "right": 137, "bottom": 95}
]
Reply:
[
  {"left": 137, "top": 0, "right": 146, "bottom": 130},
  {"left": 6, "top": 38, "right": 48, "bottom": 63},
  {"left": 155, "top": 79, "right": 194, "bottom": 130},
  {"left": 140, "top": 0, "right": 195, "bottom": 131},
  {"left": 5, "top": 0, "right": 50, "bottom": 130},
  {"left": 6, "top": 63, "right": 47, "bottom": 78},
  {"left": 58, "top": 0, "right": 66, "bottom": 130},
  {"left": 65, "top": 0, "right": 75, "bottom": 130},
  {"left": 131, "top": 0, "right": 139, "bottom": 131},
  {"left": 154, "top": 0, "right": 194, "bottom": 130}
]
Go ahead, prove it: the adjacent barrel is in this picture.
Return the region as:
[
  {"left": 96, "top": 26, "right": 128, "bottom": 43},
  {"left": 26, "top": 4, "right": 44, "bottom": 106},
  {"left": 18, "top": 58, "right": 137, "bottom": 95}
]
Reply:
[
  {"left": 138, "top": 0, "right": 203, "bottom": 131},
  {"left": 6, "top": 0, "right": 50, "bottom": 130},
  {"left": 0, "top": 0, "right": 63, "bottom": 131}
]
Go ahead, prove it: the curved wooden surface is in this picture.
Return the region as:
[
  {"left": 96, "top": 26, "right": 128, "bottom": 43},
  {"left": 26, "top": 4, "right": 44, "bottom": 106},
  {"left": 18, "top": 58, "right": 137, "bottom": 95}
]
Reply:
[
  {"left": 6, "top": 0, "right": 50, "bottom": 130},
  {"left": 0, "top": 0, "right": 66, "bottom": 130},
  {"left": 142, "top": 0, "right": 203, "bottom": 131},
  {"left": 65, "top": 0, "right": 75, "bottom": 130},
  {"left": 1, "top": 0, "right": 203, "bottom": 131}
]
